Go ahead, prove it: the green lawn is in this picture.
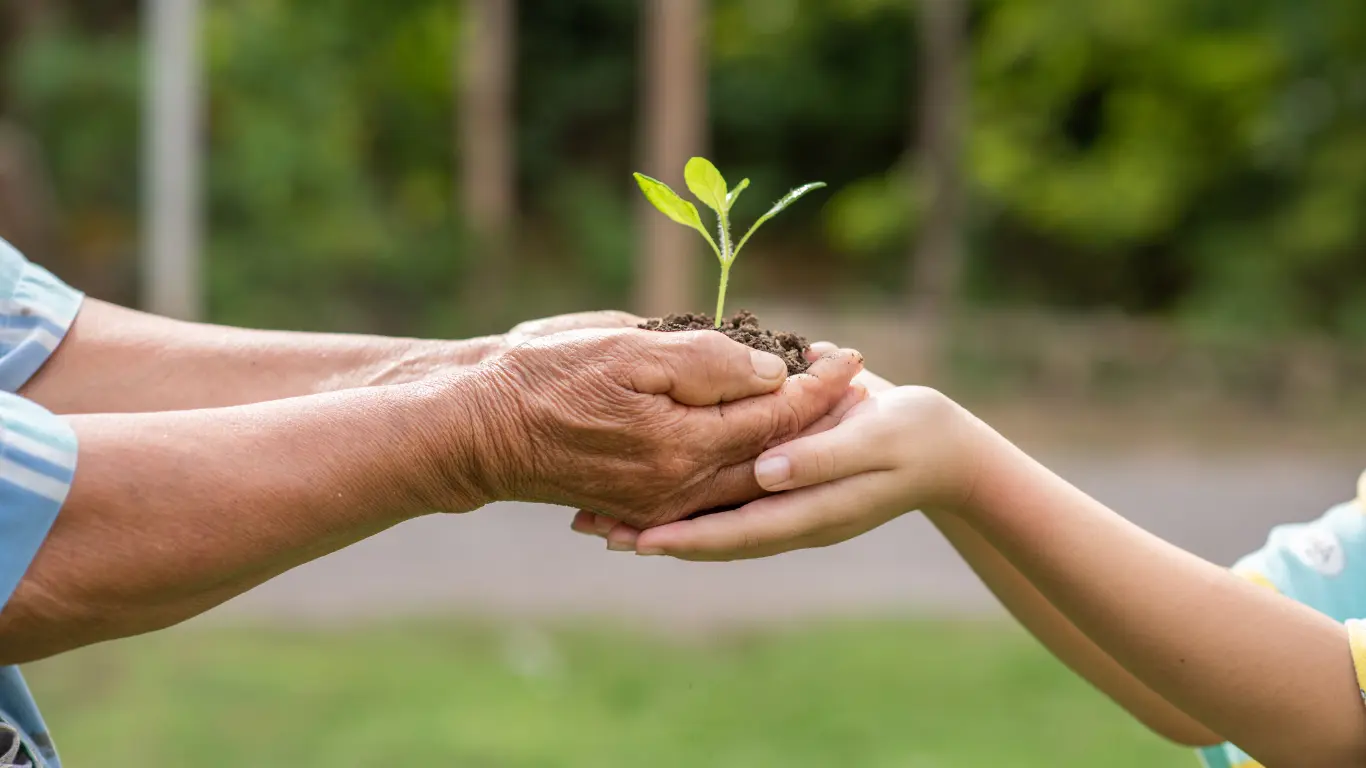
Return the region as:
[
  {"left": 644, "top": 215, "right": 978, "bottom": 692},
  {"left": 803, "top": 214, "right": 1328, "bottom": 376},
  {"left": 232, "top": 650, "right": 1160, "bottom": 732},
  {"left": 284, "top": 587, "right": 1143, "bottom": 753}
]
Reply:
[{"left": 23, "top": 619, "right": 1190, "bottom": 767}]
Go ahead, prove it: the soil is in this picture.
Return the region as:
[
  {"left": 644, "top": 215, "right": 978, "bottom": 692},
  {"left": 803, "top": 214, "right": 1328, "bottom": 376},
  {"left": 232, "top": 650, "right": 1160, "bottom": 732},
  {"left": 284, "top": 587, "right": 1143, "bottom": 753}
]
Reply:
[{"left": 638, "top": 310, "right": 811, "bottom": 375}]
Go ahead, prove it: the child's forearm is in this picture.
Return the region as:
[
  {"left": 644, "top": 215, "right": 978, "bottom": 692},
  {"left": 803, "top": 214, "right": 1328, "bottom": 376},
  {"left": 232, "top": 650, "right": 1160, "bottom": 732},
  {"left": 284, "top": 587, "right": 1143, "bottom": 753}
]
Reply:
[
  {"left": 958, "top": 430, "right": 1366, "bottom": 767},
  {"left": 928, "top": 512, "right": 1221, "bottom": 747}
]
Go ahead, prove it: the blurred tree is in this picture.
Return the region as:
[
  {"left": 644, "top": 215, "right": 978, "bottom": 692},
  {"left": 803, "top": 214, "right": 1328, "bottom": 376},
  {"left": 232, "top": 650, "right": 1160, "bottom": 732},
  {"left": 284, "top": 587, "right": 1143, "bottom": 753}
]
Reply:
[
  {"left": 909, "top": 0, "right": 969, "bottom": 377},
  {"left": 0, "top": 1, "right": 59, "bottom": 267},
  {"left": 635, "top": 0, "right": 707, "bottom": 316},
  {"left": 459, "top": 0, "right": 515, "bottom": 245},
  {"left": 3, "top": 0, "right": 1366, "bottom": 341},
  {"left": 0, "top": 120, "right": 58, "bottom": 264},
  {"left": 459, "top": 0, "right": 517, "bottom": 320}
]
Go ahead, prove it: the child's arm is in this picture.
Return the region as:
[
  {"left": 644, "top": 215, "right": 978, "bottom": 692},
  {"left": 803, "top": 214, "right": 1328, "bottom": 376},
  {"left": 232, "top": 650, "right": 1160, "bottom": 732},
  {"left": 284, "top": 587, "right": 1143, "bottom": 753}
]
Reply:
[
  {"left": 926, "top": 511, "right": 1221, "bottom": 747},
  {"left": 956, "top": 427, "right": 1365, "bottom": 767},
  {"left": 593, "top": 374, "right": 1218, "bottom": 745},
  {"left": 616, "top": 383, "right": 1366, "bottom": 767}
]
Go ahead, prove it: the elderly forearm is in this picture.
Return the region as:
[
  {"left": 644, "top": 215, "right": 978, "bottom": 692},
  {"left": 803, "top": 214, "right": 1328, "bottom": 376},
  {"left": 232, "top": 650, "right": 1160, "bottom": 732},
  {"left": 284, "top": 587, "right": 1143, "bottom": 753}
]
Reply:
[
  {"left": 961, "top": 432, "right": 1366, "bottom": 767},
  {"left": 21, "top": 299, "right": 502, "bottom": 414},
  {"left": 0, "top": 377, "right": 489, "bottom": 664}
]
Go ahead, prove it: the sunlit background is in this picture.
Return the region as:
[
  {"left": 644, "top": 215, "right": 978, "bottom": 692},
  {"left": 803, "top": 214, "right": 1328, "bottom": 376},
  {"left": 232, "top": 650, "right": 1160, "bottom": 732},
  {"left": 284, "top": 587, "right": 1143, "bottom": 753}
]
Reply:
[{"left": 2, "top": 1, "right": 1364, "bottom": 765}]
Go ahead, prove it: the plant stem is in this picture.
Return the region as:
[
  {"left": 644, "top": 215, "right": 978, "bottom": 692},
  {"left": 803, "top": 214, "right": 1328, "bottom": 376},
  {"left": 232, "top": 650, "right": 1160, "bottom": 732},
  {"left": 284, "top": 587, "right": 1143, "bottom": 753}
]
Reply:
[{"left": 715, "top": 263, "right": 730, "bottom": 328}]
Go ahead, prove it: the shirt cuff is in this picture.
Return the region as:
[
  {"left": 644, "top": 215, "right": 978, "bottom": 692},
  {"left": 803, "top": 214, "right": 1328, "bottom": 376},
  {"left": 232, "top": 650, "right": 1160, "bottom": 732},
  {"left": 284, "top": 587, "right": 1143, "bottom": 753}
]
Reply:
[
  {"left": 0, "top": 258, "right": 83, "bottom": 394},
  {"left": 0, "top": 395, "right": 77, "bottom": 614}
]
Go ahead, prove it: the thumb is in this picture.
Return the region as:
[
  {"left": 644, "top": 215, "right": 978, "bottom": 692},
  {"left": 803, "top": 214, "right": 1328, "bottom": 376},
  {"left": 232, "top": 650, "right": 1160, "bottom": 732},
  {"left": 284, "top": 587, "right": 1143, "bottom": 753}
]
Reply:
[{"left": 753, "top": 407, "right": 889, "bottom": 492}]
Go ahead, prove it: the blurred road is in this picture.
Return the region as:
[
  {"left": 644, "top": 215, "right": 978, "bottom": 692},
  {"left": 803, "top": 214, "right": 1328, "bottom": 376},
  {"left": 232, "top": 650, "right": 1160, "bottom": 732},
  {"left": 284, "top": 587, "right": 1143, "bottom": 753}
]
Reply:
[{"left": 203, "top": 451, "right": 1363, "bottom": 627}]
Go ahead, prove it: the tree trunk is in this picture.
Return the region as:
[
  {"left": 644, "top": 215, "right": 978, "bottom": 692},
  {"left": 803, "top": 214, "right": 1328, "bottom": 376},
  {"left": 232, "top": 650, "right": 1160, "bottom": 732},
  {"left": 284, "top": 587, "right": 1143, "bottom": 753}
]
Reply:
[
  {"left": 909, "top": 0, "right": 968, "bottom": 381},
  {"left": 0, "top": 121, "right": 58, "bottom": 264},
  {"left": 635, "top": 0, "right": 707, "bottom": 318},
  {"left": 459, "top": 0, "right": 515, "bottom": 244},
  {"left": 458, "top": 0, "right": 516, "bottom": 326}
]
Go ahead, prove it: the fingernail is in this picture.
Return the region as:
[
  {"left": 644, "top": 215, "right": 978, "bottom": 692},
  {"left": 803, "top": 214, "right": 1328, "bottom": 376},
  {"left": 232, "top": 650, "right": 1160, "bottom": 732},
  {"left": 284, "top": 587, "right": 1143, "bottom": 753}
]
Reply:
[
  {"left": 636, "top": 548, "right": 665, "bottom": 557},
  {"left": 607, "top": 540, "right": 634, "bottom": 552},
  {"left": 751, "top": 349, "right": 786, "bottom": 380},
  {"left": 593, "top": 517, "right": 615, "bottom": 535},
  {"left": 755, "top": 455, "right": 791, "bottom": 488}
]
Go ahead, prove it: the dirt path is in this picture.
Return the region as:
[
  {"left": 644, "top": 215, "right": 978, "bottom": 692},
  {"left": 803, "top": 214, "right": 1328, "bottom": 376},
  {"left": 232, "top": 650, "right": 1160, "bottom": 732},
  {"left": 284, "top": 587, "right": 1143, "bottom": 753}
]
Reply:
[{"left": 201, "top": 451, "right": 1361, "bottom": 628}]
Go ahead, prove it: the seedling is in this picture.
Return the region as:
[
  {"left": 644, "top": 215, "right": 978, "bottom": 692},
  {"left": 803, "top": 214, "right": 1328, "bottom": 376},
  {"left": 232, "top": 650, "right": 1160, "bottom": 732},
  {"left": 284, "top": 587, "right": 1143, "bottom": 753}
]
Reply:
[{"left": 634, "top": 158, "right": 825, "bottom": 328}]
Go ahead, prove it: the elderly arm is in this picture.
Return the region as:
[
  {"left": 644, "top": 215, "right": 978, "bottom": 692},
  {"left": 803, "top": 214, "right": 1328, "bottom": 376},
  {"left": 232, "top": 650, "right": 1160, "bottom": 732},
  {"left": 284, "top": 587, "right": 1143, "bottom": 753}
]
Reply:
[
  {"left": 20, "top": 299, "right": 503, "bottom": 414},
  {"left": 0, "top": 374, "right": 490, "bottom": 664},
  {"left": 0, "top": 329, "right": 861, "bottom": 664}
]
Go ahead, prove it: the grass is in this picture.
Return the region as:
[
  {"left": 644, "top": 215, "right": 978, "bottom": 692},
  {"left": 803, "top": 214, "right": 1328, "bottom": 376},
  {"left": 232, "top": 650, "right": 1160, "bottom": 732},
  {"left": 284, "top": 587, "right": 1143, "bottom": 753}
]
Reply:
[{"left": 23, "top": 619, "right": 1190, "bottom": 767}]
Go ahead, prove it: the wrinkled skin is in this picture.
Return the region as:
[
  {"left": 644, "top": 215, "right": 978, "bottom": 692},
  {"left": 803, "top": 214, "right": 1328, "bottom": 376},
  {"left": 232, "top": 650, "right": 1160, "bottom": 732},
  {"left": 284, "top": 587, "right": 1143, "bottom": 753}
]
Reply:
[{"left": 467, "top": 327, "right": 864, "bottom": 529}]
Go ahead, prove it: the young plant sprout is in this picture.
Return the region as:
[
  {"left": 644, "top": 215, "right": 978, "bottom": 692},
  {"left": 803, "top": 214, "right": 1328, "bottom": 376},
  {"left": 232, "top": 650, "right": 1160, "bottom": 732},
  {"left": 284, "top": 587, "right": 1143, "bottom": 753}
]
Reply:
[{"left": 634, "top": 158, "right": 826, "bottom": 328}]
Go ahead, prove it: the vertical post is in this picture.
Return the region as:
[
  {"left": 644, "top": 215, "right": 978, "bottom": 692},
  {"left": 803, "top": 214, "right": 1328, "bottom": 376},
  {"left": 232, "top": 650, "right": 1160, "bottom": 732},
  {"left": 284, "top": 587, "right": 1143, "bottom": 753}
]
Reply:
[
  {"left": 460, "top": 0, "right": 515, "bottom": 244},
  {"left": 909, "top": 0, "right": 968, "bottom": 379},
  {"left": 142, "top": 0, "right": 203, "bottom": 320},
  {"left": 457, "top": 0, "right": 515, "bottom": 326},
  {"left": 635, "top": 0, "right": 707, "bottom": 317}
]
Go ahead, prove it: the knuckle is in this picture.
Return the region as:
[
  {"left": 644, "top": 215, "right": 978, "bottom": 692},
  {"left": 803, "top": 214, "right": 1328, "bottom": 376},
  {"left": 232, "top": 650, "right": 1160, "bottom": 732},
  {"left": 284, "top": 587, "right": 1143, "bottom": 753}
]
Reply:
[
  {"left": 769, "top": 398, "right": 804, "bottom": 445},
  {"left": 686, "top": 330, "right": 739, "bottom": 367}
]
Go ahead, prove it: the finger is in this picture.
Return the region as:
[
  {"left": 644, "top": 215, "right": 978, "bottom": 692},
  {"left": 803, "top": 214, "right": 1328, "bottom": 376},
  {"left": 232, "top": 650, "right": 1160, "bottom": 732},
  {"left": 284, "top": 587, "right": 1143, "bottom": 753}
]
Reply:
[
  {"left": 626, "top": 330, "right": 789, "bottom": 406},
  {"left": 591, "top": 513, "right": 617, "bottom": 535},
  {"left": 570, "top": 510, "right": 600, "bottom": 536},
  {"left": 556, "top": 310, "right": 643, "bottom": 330},
  {"left": 705, "top": 348, "right": 864, "bottom": 464},
  {"left": 803, "top": 342, "right": 892, "bottom": 391},
  {"left": 853, "top": 369, "right": 895, "bottom": 394},
  {"left": 591, "top": 310, "right": 646, "bottom": 326},
  {"left": 805, "top": 341, "right": 838, "bottom": 362},
  {"left": 513, "top": 310, "right": 643, "bottom": 337},
  {"left": 766, "top": 349, "right": 865, "bottom": 445},
  {"left": 791, "top": 382, "right": 869, "bottom": 439},
  {"left": 753, "top": 403, "right": 889, "bottom": 492},
  {"left": 605, "top": 522, "right": 641, "bottom": 552},
  {"left": 635, "top": 479, "right": 875, "bottom": 560},
  {"left": 827, "top": 382, "right": 871, "bottom": 423}
]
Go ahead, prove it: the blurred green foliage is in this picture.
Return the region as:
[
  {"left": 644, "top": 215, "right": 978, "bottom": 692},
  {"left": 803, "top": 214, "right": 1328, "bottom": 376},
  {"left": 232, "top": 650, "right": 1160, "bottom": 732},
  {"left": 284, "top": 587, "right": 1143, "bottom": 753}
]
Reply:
[{"left": 4, "top": 0, "right": 1366, "bottom": 338}]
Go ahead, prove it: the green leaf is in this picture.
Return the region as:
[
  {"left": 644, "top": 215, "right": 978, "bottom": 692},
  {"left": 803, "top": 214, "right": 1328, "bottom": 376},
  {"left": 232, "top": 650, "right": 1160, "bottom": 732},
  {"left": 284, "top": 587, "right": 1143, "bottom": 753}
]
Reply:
[
  {"left": 634, "top": 172, "right": 702, "bottom": 229},
  {"left": 633, "top": 173, "right": 722, "bottom": 260},
  {"left": 684, "top": 157, "right": 729, "bottom": 214},
  {"left": 726, "top": 178, "right": 751, "bottom": 210},
  {"left": 733, "top": 182, "right": 827, "bottom": 260}
]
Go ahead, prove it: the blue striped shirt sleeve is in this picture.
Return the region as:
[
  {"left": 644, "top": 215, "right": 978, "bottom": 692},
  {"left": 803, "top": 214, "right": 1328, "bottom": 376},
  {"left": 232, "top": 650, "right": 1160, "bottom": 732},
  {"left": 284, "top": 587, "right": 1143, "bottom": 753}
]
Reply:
[
  {"left": 0, "top": 238, "right": 82, "bottom": 395},
  {"left": 0, "top": 238, "right": 83, "bottom": 613},
  {"left": 0, "top": 396, "right": 76, "bottom": 613}
]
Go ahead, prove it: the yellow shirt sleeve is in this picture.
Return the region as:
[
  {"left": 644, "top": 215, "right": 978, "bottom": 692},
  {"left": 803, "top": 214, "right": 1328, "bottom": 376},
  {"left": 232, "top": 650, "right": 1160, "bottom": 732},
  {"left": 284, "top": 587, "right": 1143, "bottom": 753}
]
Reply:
[{"left": 1349, "top": 620, "right": 1366, "bottom": 708}]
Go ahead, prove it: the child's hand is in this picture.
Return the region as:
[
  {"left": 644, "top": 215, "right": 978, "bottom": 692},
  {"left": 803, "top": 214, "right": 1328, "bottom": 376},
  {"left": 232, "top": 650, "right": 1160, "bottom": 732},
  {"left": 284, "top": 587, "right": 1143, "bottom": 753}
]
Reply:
[{"left": 625, "top": 383, "right": 984, "bottom": 560}]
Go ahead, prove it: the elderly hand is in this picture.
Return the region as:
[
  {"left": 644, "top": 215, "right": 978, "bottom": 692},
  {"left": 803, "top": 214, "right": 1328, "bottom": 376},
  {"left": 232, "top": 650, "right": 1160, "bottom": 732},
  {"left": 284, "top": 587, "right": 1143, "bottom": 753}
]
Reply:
[
  {"left": 503, "top": 310, "right": 644, "bottom": 348},
  {"left": 569, "top": 345, "right": 965, "bottom": 556},
  {"left": 454, "top": 328, "right": 864, "bottom": 530}
]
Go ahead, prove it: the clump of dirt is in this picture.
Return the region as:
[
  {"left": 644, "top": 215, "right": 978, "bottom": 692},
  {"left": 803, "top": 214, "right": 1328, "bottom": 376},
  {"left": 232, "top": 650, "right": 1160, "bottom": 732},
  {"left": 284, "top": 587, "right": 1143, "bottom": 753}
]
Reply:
[{"left": 639, "top": 310, "right": 811, "bottom": 375}]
